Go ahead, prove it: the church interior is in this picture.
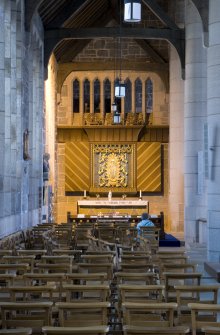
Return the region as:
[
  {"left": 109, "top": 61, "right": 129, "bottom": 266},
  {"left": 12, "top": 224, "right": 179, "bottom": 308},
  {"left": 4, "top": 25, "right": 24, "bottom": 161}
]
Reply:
[{"left": 1, "top": 0, "right": 220, "bottom": 334}]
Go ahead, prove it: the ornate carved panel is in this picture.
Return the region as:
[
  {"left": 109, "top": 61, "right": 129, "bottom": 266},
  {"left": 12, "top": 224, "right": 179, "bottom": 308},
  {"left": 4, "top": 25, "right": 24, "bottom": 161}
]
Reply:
[{"left": 90, "top": 143, "right": 136, "bottom": 193}]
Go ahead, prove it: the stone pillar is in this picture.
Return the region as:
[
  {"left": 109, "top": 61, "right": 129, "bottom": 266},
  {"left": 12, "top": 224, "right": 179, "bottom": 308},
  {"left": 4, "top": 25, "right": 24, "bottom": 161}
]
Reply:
[
  {"left": 184, "top": 0, "right": 207, "bottom": 244},
  {"left": 168, "top": 46, "right": 184, "bottom": 232},
  {"left": 168, "top": 0, "right": 185, "bottom": 233},
  {"left": 207, "top": 0, "right": 220, "bottom": 260}
]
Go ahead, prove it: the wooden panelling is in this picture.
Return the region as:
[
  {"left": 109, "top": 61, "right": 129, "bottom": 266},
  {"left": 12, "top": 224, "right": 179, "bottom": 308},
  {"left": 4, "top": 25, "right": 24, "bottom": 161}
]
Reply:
[
  {"left": 137, "top": 142, "right": 162, "bottom": 192},
  {"left": 139, "top": 126, "right": 169, "bottom": 142},
  {"left": 65, "top": 142, "right": 90, "bottom": 191}
]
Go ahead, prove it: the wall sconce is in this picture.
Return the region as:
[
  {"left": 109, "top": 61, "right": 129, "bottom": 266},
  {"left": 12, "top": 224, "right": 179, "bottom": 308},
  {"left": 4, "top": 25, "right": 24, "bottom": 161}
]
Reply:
[{"left": 124, "top": 0, "right": 141, "bottom": 23}]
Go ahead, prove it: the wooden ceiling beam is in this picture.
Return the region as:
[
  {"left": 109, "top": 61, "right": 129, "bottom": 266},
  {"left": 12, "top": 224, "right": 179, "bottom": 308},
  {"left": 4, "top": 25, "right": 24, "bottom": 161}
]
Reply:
[
  {"left": 44, "top": 26, "right": 185, "bottom": 78},
  {"left": 45, "top": 27, "right": 183, "bottom": 40}
]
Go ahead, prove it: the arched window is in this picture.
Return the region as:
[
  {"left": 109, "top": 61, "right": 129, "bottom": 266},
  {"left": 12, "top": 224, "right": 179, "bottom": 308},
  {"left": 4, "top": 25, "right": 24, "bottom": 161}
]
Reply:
[
  {"left": 135, "top": 78, "right": 142, "bottom": 112},
  {"left": 145, "top": 78, "right": 153, "bottom": 113},
  {"left": 114, "top": 78, "right": 121, "bottom": 113},
  {"left": 124, "top": 79, "right": 132, "bottom": 113},
  {"left": 73, "top": 79, "right": 79, "bottom": 113},
  {"left": 83, "top": 79, "right": 90, "bottom": 113},
  {"left": 94, "top": 79, "right": 100, "bottom": 113},
  {"left": 104, "top": 79, "right": 111, "bottom": 113}
]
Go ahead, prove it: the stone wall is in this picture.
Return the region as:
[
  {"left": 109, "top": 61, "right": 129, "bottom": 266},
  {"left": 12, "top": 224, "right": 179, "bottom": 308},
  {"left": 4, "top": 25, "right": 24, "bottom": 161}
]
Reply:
[
  {"left": 57, "top": 70, "right": 169, "bottom": 126},
  {"left": 0, "top": 0, "right": 44, "bottom": 237}
]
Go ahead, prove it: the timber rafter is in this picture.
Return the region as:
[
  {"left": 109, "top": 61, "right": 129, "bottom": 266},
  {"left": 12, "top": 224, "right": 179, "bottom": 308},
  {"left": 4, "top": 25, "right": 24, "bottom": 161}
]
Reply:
[{"left": 44, "top": 27, "right": 185, "bottom": 78}]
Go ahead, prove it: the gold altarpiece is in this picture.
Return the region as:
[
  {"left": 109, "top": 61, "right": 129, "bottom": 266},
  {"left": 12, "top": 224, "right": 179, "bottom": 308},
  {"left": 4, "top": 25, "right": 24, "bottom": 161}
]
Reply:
[{"left": 90, "top": 143, "right": 136, "bottom": 193}]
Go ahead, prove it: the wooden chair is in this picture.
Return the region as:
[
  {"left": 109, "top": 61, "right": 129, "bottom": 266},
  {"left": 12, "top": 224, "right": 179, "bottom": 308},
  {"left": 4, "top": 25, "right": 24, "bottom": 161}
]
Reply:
[
  {"left": 119, "top": 284, "right": 164, "bottom": 304},
  {"left": 123, "top": 325, "right": 190, "bottom": 334},
  {"left": 188, "top": 303, "right": 220, "bottom": 335},
  {"left": 61, "top": 284, "right": 110, "bottom": 302},
  {"left": 16, "top": 249, "right": 47, "bottom": 258},
  {"left": 81, "top": 254, "right": 114, "bottom": 264},
  {"left": 115, "top": 272, "right": 156, "bottom": 285},
  {"left": 163, "top": 272, "right": 202, "bottom": 302},
  {"left": 0, "top": 274, "right": 16, "bottom": 286},
  {"left": 95, "top": 225, "right": 116, "bottom": 243},
  {"left": 120, "top": 254, "right": 152, "bottom": 265},
  {"left": 66, "top": 273, "right": 108, "bottom": 285},
  {"left": 0, "top": 263, "right": 30, "bottom": 275},
  {"left": 42, "top": 326, "right": 109, "bottom": 335},
  {"left": 0, "top": 329, "right": 32, "bottom": 335},
  {"left": 202, "top": 327, "right": 220, "bottom": 334},
  {"left": 78, "top": 263, "right": 113, "bottom": 281},
  {"left": 122, "top": 302, "right": 178, "bottom": 327},
  {"left": 74, "top": 227, "right": 93, "bottom": 249},
  {"left": 23, "top": 273, "right": 67, "bottom": 301},
  {"left": 52, "top": 249, "right": 82, "bottom": 262},
  {"left": 175, "top": 285, "right": 220, "bottom": 325},
  {"left": 120, "top": 262, "right": 154, "bottom": 273},
  {"left": 40, "top": 256, "right": 75, "bottom": 272},
  {"left": 2, "top": 256, "right": 35, "bottom": 273},
  {"left": 55, "top": 301, "right": 110, "bottom": 327},
  {"left": 118, "top": 284, "right": 165, "bottom": 319},
  {"left": 0, "top": 250, "right": 13, "bottom": 258},
  {"left": 0, "top": 302, "right": 53, "bottom": 330},
  {"left": 5, "top": 285, "right": 56, "bottom": 302},
  {"left": 35, "top": 262, "right": 77, "bottom": 274}
]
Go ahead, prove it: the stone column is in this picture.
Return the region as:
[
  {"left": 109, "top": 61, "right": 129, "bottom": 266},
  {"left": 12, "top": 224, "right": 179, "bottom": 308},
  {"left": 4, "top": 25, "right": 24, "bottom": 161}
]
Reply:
[
  {"left": 207, "top": 0, "right": 220, "bottom": 260},
  {"left": 184, "top": 0, "right": 207, "bottom": 244},
  {"left": 168, "top": 0, "right": 185, "bottom": 233},
  {"left": 168, "top": 46, "right": 184, "bottom": 232}
]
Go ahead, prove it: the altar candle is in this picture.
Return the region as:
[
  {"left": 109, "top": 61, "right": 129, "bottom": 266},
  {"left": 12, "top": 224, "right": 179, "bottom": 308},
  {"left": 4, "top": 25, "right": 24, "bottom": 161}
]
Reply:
[
  {"left": 84, "top": 190, "right": 86, "bottom": 197},
  {"left": 139, "top": 190, "right": 142, "bottom": 198}
]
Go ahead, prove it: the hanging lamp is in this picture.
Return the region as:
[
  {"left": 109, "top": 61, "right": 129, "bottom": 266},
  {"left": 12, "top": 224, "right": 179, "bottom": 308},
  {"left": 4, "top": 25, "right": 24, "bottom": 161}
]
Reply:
[
  {"left": 115, "top": 79, "right": 125, "bottom": 98},
  {"left": 124, "top": 0, "right": 141, "bottom": 23}
]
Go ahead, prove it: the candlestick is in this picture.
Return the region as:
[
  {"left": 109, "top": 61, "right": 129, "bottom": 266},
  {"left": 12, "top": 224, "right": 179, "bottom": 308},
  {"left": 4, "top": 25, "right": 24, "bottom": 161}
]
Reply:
[
  {"left": 84, "top": 190, "right": 86, "bottom": 198},
  {"left": 139, "top": 190, "right": 142, "bottom": 198}
]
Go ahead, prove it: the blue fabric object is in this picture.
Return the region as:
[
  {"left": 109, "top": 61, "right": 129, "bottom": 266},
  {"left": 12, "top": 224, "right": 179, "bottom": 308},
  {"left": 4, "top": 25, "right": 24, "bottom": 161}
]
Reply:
[{"left": 137, "top": 219, "right": 154, "bottom": 234}]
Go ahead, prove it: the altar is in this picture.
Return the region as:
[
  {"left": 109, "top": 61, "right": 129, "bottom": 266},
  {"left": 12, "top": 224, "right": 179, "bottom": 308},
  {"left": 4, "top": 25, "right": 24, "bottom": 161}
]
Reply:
[{"left": 77, "top": 199, "right": 149, "bottom": 216}]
